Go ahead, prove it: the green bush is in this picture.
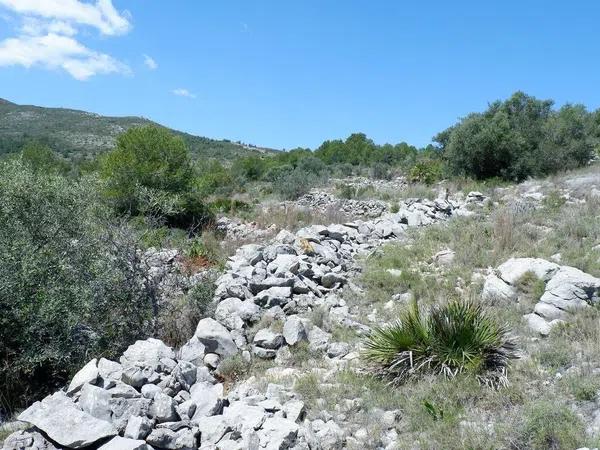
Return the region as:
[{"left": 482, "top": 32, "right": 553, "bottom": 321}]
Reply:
[
  {"left": 409, "top": 160, "right": 443, "bottom": 185},
  {"left": 101, "top": 126, "right": 193, "bottom": 212},
  {"left": 0, "top": 161, "right": 154, "bottom": 412},
  {"left": 20, "top": 141, "right": 70, "bottom": 175},
  {"left": 157, "top": 281, "right": 215, "bottom": 347},
  {"left": 363, "top": 299, "right": 518, "bottom": 387},
  {"left": 519, "top": 401, "right": 585, "bottom": 449},
  {"left": 100, "top": 126, "right": 213, "bottom": 231},
  {"left": 436, "top": 92, "right": 596, "bottom": 180},
  {"left": 273, "top": 168, "right": 326, "bottom": 200}
]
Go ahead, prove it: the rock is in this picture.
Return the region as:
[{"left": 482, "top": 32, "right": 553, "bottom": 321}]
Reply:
[
  {"left": 433, "top": 249, "right": 455, "bottom": 266},
  {"left": 141, "top": 384, "right": 162, "bottom": 400},
  {"left": 497, "top": 258, "right": 559, "bottom": 285},
  {"left": 189, "top": 382, "right": 225, "bottom": 419},
  {"left": 203, "top": 353, "right": 220, "bottom": 369},
  {"left": 18, "top": 392, "right": 117, "bottom": 448},
  {"left": 98, "top": 358, "right": 123, "bottom": 382},
  {"left": 282, "top": 400, "right": 305, "bottom": 423},
  {"left": 482, "top": 274, "right": 517, "bottom": 303},
  {"left": 253, "top": 286, "right": 293, "bottom": 308},
  {"left": 314, "top": 420, "right": 345, "bottom": 449},
  {"left": 276, "top": 229, "right": 296, "bottom": 244},
  {"left": 173, "top": 361, "right": 197, "bottom": 391},
  {"left": 326, "top": 342, "right": 350, "bottom": 358},
  {"left": 121, "top": 339, "right": 175, "bottom": 372},
  {"left": 215, "top": 298, "right": 261, "bottom": 330},
  {"left": 524, "top": 313, "right": 564, "bottom": 336},
  {"left": 257, "top": 417, "right": 298, "bottom": 450},
  {"left": 178, "top": 336, "right": 205, "bottom": 366},
  {"left": 1, "top": 430, "right": 58, "bottom": 450},
  {"left": 98, "top": 436, "right": 152, "bottom": 450},
  {"left": 268, "top": 254, "right": 301, "bottom": 275},
  {"left": 67, "top": 358, "right": 99, "bottom": 395},
  {"left": 539, "top": 266, "right": 600, "bottom": 310},
  {"left": 194, "top": 415, "right": 232, "bottom": 445},
  {"left": 124, "top": 416, "right": 154, "bottom": 440},
  {"left": 223, "top": 402, "right": 267, "bottom": 434},
  {"left": 146, "top": 428, "right": 197, "bottom": 450},
  {"left": 321, "top": 273, "right": 346, "bottom": 289},
  {"left": 78, "top": 383, "right": 112, "bottom": 422},
  {"left": 308, "top": 326, "right": 331, "bottom": 352},
  {"left": 122, "top": 366, "right": 159, "bottom": 388},
  {"left": 253, "top": 329, "right": 285, "bottom": 350},
  {"left": 466, "top": 191, "right": 486, "bottom": 203},
  {"left": 193, "top": 318, "right": 238, "bottom": 357},
  {"left": 250, "top": 276, "right": 294, "bottom": 294},
  {"left": 150, "top": 393, "right": 178, "bottom": 423},
  {"left": 282, "top": 315, "right": 308, "bottom": 346}
]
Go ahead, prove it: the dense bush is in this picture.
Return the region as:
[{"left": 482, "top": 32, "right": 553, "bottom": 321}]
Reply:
[
  {"left": 20, "top": 141, "right": 70, "bottom": 175},
  {"left": 100, "top": 126, "right": 213, "bottom": 231},
  {"left": 0, "top": 161, "right": 155, "bottom": 412},
  {"left": 436, "top": 92, "right": 597, "bottom": 180},
  {"left": 363, "top": 299, "right": 518, "bottom": 387}
]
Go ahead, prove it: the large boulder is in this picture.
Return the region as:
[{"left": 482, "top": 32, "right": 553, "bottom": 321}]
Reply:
[
  {"left": 282, "top": 315, "right": 307, "bottom": 346},
  {"left": 253, "top": 329, "right": 285, "bottom": 350},
  {"left": 121, "top": 339, "right": 175, "bottom": 371},
  {"left": 67, "top": 358, "right": 99, "bottom": 395},
  {"left": 497, "top": 258, "right": 559, "bottom": 285},
  {"left": 539, "top": 266, "right": 600, "bottom": 310},
  {"left": 481, "top": 274, "right": 517, "bottom": 303},
  {"left": 257, "top": 417, "right": 298, "bottom": 450},
  {"left": 98, "top": 436, "right": 153, "bottom": 450},
  {"left": 193, "top": 318, "right": 237, "bottom": 357},
  {"left": 18, "top": 392, "right": 117, "bottom": 448}
]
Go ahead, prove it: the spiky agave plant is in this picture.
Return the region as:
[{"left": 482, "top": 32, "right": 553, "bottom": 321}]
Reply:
[{"left": 362, "top": 299, "right": 518, "bottom": 387}]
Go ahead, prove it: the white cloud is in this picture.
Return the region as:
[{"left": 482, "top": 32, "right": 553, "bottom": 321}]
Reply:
[
  {"left": 0, "top": 0, "right": 131, "bottom": 35},
  {"left": 0, "top": 0, "right": 131, "bottom": 80},
  {"left": 0, "top": 32, "right": 130, "bottom": 80},
  {"left": 143, "top": 54, "right": 157, "bottom": 70},
  {"left": 172, "top": 88, "right": 196, "bottom": 99}
]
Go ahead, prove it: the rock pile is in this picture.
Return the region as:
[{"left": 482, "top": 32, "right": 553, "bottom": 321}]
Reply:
[
  {"left": 215, "top": 217, "right": 276, "bottom": 242},
  {"left": 293, "top": 191, "right": 389, "bottom": 218},
  {"left": 4, "top": 197, "right": 464, "bottom": 450},
  {"left": 482, "top": 257, "right": 600, "bottom": 336}
]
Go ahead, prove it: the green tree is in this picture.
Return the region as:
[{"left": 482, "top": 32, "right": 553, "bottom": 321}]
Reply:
[
  {"left": 0, "top": 160, "right": 154, "bottom": 412},
  {"left": 101, "top": 126, "right": 193, "bottom": 213},
  {"left": 20, "top": 141, "right": 70, "bottom": 175}
]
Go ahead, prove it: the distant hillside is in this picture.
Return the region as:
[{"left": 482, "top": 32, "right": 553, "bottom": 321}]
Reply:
[{"left": 0, "top": 99, "right": 278, "bottom": 161}]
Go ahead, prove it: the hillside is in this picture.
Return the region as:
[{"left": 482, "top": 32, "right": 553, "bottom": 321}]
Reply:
[{"left": 0, "top": 99, "right": 277, "bottom": 161}]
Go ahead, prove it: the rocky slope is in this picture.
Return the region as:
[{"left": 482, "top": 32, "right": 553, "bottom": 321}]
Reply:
[{"left": 4, "top": 167, "right": 600, "bottom": 449}]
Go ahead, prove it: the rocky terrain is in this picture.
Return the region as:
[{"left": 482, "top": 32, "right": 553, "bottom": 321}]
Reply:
[{"left": 4, "top": 167, "right": 600, "bottom": 449}]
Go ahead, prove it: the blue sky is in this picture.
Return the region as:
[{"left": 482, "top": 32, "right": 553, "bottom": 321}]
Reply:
[{"left": 1, "top": 1, "right": 600, "bottom": 150}]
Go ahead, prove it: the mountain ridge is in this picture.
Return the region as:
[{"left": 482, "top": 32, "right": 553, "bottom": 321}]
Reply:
[{"left": 0, "top": 98, "right": 278, "bottom": 161}]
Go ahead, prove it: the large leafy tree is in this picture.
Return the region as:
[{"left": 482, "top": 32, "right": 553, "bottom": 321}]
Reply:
[
  {"left": 435, "top": 91, "right": 595, "bottom": 180},
  {"left": 101, "top": 126, "right": 194, "bottom": 214}
]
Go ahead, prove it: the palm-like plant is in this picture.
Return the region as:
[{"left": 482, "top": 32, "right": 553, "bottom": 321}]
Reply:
[{"left": 363, "top": 299, "right": 518, "bottom": 387}]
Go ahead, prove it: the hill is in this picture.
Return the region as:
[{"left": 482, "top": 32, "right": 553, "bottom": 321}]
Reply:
[{"left": 0, "top": 99, "right": 278, "bottom": 161}]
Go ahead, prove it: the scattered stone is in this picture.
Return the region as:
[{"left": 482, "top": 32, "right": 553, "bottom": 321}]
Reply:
[{"left": 18, "top": 392, "right": 117, "bottom": 449}]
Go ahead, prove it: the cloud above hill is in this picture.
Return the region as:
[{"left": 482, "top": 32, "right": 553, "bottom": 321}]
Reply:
[{"left": 0, "top": 0, "right": 132, "bottom": 80}]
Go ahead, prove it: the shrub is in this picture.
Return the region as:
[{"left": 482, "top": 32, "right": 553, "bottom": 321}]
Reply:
[
  {"left": 101, "top": 126, "right": 193, "bottom": 213},
  {"left": 362, "top": 299, "right": 518, "bottom": 387},
  {"left": 0, "top": 161, "right": 154, "bottom": 412},
  {"left": 272, "top": 168, "right": 326, "bottom": 200},
  {"left": 519, "top": 401, "right": 585, "bottom": 450},
  {"left": 409, "top": 160, "right": 442, "bottom": 185},
  {"left": 436, "top": 92, "right": 596, "bottom": 180},
  {"left": 371, "top": 162, "right": 392, "bottom": 180},
  {"left": 20, "top": 141, "right": 70, "bottom": 175},
  {"left": 157, "top": 281, "right": 215, "bottom": 347}
]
